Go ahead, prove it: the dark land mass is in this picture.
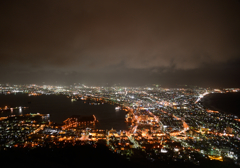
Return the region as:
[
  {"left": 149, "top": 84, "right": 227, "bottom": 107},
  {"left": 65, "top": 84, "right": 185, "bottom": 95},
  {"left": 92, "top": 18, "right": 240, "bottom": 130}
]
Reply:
[
  {"left": 1, "top": 144, "right": 236, "bottom": 168},
  {"left": 201, "top": 92, "right": 240, "bottom": 117}
]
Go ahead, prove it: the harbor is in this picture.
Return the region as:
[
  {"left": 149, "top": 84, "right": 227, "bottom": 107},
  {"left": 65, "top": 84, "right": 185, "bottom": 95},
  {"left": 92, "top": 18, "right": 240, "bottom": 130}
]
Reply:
[{"left": 0, "top": 93, "right": 129, "bottom": 131}]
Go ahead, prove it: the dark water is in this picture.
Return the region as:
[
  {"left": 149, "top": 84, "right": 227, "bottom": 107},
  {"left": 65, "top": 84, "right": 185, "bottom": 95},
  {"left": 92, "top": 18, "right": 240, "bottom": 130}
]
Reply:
[
  {"left": 0, "top": 93, "right": 128, "bottom": 131},
  {"left": 202, "top": 92, "right": 240, "bottom": 116}
]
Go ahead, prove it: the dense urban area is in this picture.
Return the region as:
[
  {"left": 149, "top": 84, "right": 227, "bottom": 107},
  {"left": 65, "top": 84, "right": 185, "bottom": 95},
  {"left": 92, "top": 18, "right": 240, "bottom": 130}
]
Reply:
[{"left": 0, "top": 84, "right": 240, "bottom": 167}]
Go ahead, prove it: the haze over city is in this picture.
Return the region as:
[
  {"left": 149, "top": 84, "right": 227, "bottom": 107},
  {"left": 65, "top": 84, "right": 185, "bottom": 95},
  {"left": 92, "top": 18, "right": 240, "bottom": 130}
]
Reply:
[{"left": 1, "top": 0, "right": 240, "bottom": 87}]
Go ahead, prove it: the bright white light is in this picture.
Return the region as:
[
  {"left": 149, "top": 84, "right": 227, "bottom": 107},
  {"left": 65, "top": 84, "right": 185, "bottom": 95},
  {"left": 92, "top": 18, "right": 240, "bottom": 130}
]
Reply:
[{"left": 161, "top": 149, "right": 167, "bottom": 153}]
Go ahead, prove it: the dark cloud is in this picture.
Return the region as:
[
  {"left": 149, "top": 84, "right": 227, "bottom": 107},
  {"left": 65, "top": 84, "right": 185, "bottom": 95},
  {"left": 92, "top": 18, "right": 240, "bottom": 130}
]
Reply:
[{"left": 0, "top": 0, "right": 240, "bottom": 86}]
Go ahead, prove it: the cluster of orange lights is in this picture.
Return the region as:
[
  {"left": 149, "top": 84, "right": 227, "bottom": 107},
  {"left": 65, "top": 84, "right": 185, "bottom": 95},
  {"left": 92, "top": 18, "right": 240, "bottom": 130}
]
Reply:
[
  {"left": 206, "top": 110, "right": 219, "bottom": 113},
  {"left": 62, "top": 116, "right": 97, "bottom": 130},
  {"left": 234, "top": 119, "right": 240, "bottom": 122},
  {"left": 28, "top": 93, "right": 41, "bottom": 96}
]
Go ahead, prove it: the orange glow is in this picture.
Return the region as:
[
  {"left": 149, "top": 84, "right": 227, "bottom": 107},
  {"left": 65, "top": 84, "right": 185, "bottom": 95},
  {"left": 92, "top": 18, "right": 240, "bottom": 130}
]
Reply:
[
  {"left": 208, "top": 156, "right": 223, "bottom": 162},
  {"left": 234, "top": 119, "right": 240, "bottom": 122},
  {"left": 206, "top": 109, "right": 219, "bottom": 113}
]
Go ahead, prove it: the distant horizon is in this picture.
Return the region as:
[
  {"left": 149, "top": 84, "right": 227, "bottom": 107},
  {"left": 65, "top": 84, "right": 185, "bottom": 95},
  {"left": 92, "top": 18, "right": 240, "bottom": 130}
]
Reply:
[
  {"left": 0, "top": 82, "right": 239, "bottom": 89},
  {"left": 1, "top": 1, "right": 240, "bottom": 89}
]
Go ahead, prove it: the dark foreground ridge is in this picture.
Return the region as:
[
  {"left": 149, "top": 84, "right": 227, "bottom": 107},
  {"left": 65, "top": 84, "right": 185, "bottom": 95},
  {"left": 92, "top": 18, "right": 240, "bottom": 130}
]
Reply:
[{"left": 0, "top": 144, "right": 237, "bottom": 168}]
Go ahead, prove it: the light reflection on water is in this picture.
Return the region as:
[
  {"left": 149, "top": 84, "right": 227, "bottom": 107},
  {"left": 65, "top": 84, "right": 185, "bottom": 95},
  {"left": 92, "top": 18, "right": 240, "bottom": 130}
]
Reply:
[{"left": 0, "top": 93, "right": 129, "bottom": 131}]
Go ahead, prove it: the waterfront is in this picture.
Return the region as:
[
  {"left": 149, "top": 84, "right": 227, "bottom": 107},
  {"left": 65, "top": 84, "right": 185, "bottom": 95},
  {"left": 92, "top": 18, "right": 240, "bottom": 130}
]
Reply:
[
  {"left": 202, "top": 92, "right": 240, "bottom": 117},
  {"left": 0, "top": 93, "right": 129, "bottom": 131}
]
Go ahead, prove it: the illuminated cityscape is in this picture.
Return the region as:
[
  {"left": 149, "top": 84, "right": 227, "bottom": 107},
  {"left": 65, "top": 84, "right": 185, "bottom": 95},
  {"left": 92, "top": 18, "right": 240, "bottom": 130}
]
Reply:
[
  {"left": 1, "top": 1, "right": 240, "bottom": 167},
  {"left": 0, "top": 84, "right": 240, "bottom": 167}
]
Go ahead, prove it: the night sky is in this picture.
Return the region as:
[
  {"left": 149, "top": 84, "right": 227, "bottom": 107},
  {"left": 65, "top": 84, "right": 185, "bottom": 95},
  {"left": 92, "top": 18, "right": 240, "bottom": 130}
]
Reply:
[{"left": 0, "top": 0, "right": 240, "bottom": 87}]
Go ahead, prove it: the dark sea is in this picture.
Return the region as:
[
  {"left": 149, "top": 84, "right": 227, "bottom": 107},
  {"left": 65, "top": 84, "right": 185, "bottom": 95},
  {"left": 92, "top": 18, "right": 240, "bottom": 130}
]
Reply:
[
  {"left": 0, "top": 93, "right": 129, "bottom": 131},
  {"left": 202, "top": 92, "right": 240, "bottom": 117}
]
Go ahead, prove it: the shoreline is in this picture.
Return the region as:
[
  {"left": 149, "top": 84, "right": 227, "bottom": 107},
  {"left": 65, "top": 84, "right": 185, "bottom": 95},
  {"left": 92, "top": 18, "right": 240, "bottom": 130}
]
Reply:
[{"left": 201, "top": 92, "right": 240, "bottom": 117}]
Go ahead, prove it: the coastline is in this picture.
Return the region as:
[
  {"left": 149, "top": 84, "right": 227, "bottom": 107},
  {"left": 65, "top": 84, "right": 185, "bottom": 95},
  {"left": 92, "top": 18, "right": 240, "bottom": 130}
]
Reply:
[{"left": 201, "top": 92, "right": 240, "bottom": 117}]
